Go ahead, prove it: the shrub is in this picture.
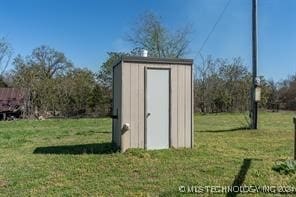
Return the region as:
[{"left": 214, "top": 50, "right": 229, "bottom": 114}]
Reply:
[{"left": 272, "top": 160, "right": 296, "bottom": 175}]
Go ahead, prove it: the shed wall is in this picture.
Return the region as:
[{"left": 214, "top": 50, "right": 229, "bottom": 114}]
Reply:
[
  {"left": 120, "top": 62, "right": 193, "bottom": 151},
  {"left": 112, "top": 63, "right": 122, "bottom": 147}
]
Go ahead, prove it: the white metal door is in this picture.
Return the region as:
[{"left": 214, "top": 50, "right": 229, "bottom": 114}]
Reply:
[{"left": 146, "top": 69, "right": 169, "bottom": 149}]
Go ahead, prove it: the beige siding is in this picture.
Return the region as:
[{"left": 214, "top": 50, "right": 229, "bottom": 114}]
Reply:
[
  {"left": 138, "top": 65, "right": 145, "bottom": 148},
  {"left": 177, "top": 66, "right": 185, "bottom": 147},
  {"left": 121, "top": 63, "right": 131, "bottom": 152},
  {"left": 130, "top": 64, "right": 139, "bottom": 148},
  {"left": 119, "top": 61, "right": 193, "bottom": 151},
  {"left": 185, "top": 66, "right": 192, "bottom": 147},
  {"left": 170, "top": 65, "right": 178, "bottom": 148}
]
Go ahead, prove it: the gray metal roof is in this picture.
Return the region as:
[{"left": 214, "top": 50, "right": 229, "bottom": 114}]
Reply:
[{"left": 113, "top": 56, "right": 193, "bottom": 68}]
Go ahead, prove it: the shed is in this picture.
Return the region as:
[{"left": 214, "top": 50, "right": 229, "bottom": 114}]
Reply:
[{"left": 112, "top": 56, "right": 194, "bottom": 152}]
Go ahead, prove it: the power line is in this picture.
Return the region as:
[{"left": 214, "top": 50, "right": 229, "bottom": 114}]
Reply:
[{"left": 195, "top": 0, "right": 232, "bottom": 59}]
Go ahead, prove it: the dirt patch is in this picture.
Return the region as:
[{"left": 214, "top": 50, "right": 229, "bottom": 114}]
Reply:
[{"left": 0, "top": 180, "right": 8, "bottom": 188}]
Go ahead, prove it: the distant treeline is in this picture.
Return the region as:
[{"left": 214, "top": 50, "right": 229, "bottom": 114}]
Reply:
[
  {"left": 2, "top": 46, "right": 114, "bottom": 118},
  {"left": 1, "top": 47, "right": 296, "bottom": 118},
  {"left": 194, "top": 55, "right": 296, "bottom": 113}
]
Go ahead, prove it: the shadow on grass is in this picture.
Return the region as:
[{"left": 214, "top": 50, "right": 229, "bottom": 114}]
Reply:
[
  {"left": 226, "top": 158, "right": 252, "bottom": 197},
  {"left": 75, "top": 131, "right": 111, "bottom": 136},
  {"left": 33, "top": 142, "right": 118, "bottom": 155},
  {"left": 198, "top": 126, "right": 249, "bottom": 133}
]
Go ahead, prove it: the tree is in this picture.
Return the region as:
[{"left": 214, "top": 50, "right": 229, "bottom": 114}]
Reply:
[
  {"left": 195, "top": 55, "right": 219, "bottom": 113},
  {"left": 0, "top": 38, "right": 12, "bottom": 86},
  {"left": 97, "top": 52, "right": 128, "bottom": 90},
  {"left": 29, "top": 45, "right": 73, "bottom": 79},
  {"left": 195, "top": 56, "right": 251, "bottom": 113},
  {"left": 0, "top": 37, "right": 12, "bottom": 76},
  {"left": 218, "top": 57, "right": 251, "bottom": 112},
  {"left": 0, "top": 78, "right": 7, "bottom": 87},
  {"left": 96, "top": 52, "right": 130, "bottom": 116},
  {"left": 126, "top": 12, "right": 191, "bottom": 58},
  {"left": 55, "top": 68, "right": 97, "bottom": 116},
  {"left": 11, "top": 46, "right": 74, "bottom": 117},
  {"left": 278, "top": 74, "right": 296, "bottom": 110},
  {"left": 257, "top": 78, "right": 278, "bottom": 109}
]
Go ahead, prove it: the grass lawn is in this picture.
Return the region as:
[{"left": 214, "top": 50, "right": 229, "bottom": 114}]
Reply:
[{"left": 0, "top": 111, "right": 295, "bottom": 196}]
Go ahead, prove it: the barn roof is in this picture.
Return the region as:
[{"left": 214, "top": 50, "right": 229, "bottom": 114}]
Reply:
[{"left": 0, "top": 88, "right": 27, "bottom": 112}]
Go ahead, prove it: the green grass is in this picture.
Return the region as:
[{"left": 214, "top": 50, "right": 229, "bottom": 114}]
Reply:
[{"left": 0, "top": 112, "right": 295, "bottom": 196}]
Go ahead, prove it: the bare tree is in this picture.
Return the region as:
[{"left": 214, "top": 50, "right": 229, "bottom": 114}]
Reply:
[
  {"left": 11, "top": 46, "right": 73, "bottom": 117},
  {"left": 278, "top": 74, "right": 296, "bottom": 110},
  {"left": 195, "top": 56, "right": 251, "bottom": 113},
  {"left": 30, "top": 45, "right": 73, "bottom": 79},
  {"left": 126, "top": 12, "right": 191, "bottom": 58},
  {"left": 0, "top": 37, "right": 12, "bottom": 76}
]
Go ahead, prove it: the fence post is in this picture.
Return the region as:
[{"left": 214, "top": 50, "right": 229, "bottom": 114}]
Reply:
[{"left": 294, "top": 117, "right": 296, "bottom": 160}]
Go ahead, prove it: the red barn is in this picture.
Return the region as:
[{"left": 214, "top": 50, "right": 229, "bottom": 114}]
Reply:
[{"left": 0, "top": 88, "right": 27, "bottom": 120}]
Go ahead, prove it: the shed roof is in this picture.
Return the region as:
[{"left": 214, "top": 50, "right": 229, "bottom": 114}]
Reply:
[{"left": 113, "top": 56, "right": 193, "bottom": 68}]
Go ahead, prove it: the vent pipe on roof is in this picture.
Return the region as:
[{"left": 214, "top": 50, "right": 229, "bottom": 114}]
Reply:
[{"left": 142, "top": 49, "right": 148, "bottom": 57}]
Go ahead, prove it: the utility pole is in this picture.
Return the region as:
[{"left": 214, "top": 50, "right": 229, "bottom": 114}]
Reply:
[{"left": 251, "top": 0, "right": 258, "bottom": 129}]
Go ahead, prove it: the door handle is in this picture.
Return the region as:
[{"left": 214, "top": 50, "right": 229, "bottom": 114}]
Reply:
[{"left": 147, "top": 113, "right": 151, "bottom": 118}]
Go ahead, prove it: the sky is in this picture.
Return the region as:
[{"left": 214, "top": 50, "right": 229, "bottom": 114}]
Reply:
[{"left": 0, "top": 0, "right": 295, "bottom": 81}]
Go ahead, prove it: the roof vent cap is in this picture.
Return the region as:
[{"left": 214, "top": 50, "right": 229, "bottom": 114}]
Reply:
[{"left": 142, "top": 49, "right": 148, "bottom": 57}]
